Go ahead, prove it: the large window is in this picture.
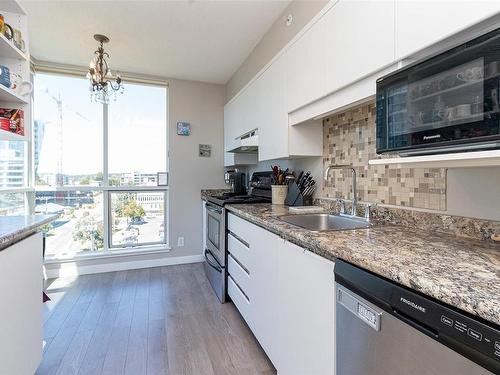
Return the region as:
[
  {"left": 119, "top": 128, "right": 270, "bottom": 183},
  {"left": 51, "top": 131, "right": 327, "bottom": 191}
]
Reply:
[
  {"left": 34, "top": 74, "right": 103, "bottom": 187},
  {"left": 34, "top": 73, "right": 168, "bottom": 260},
  {"left": 108, "top": 84, "right": 167, "bottom": 186}
]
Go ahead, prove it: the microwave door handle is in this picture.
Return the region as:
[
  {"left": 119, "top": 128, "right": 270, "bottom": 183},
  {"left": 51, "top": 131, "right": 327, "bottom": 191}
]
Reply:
[{"left": 204, "top": 249, "right": 222, "bottom": 272}]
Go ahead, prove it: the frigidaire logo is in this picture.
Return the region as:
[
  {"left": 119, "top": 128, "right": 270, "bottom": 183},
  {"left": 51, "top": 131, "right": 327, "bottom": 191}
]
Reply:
[
  {"left": 423, "top": 134, "right": 441, "bottom": 140},
  {"left": 400, "top": 297, "right": 426, "bottom": 313}
]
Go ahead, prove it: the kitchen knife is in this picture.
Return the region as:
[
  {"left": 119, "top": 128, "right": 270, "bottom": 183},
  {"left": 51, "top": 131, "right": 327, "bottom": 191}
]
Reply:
[
  {"left": 299, "top": 172, "right": 310, "bottom": 190},
  {"left": 296, "top": 171, "right": 304, "bottom": 186},
  {"left": 305, "top": 179, "right": 315, "bottom": 191},
  {"left": 303, "top": 180, "right": 316, "bottom": 196},
  {"left": 301, "top": 175, "right": 312, "bottom": 192},
  {"left": 304, "top": 185, "right": 316, "bottom": 197}
]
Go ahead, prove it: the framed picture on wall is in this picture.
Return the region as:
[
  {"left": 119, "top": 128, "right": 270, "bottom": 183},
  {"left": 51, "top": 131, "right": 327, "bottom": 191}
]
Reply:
[{"left": 177, "top": 121, "right": 191, "bottom": 136}]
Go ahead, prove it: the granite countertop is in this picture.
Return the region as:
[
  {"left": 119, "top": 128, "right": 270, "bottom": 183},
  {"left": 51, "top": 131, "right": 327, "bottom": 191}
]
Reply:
[
  {"left": 201, "top": 188, "right": 231, "bottom": 201},
  {"left": 226, "top": 203, "right": 500, "bottom": 326},
  {"left": 0, "top": 215, "right": 58, "bottom": 251}
]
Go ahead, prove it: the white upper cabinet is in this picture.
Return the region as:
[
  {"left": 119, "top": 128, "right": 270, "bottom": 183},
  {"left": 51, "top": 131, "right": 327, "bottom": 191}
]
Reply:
[
  {"left": 233, "top": 83, "right": 256, "bottom": 138},
  {"left": 224, "top": 81, "right": 258, "bottom": 153},
  {"left": 256, "top": 55, "right": 289, "bottom": 161},
  {"left": 285, "top": 12, "right": 328, "bottom": 112},
  {"left": 223, "top": 100, "right": 238, "bottom": 153},
  {"left": 224, "top": 0, "right": 500, "bottom": 164},
  {"left": 324, "top": 0, "right": 395, "bottom": 94},
  {"left": 395, "top": 1, "right": 500, "bottom": 59},
  {"left": 224, "top": 81, "right": 259, "bottom": 166}
]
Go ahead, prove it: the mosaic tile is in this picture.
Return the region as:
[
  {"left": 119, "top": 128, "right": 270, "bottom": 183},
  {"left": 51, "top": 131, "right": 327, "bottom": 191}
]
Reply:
[{"left": 322, "top": 101, "right": 447, "bottom": 211}]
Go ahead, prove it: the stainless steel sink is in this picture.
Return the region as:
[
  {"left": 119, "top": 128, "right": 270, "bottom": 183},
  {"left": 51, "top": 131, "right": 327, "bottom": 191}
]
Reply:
[{"left": 279, "top": 213, "right": 371, "bottom": 231}]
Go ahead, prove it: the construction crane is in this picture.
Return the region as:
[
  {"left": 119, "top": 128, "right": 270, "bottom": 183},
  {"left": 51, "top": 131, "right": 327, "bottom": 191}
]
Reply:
[{"left": 38, "top": 88, "right": 90, "bottom": 186}]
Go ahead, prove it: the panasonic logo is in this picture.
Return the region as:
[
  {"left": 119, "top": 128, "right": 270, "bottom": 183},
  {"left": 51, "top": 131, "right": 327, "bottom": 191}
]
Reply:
[
  {"left": 423, "top": 134, "right": 441, "bottom": 140},
  {"left": 400, "top": 297, "right": 426, "bottom": 313}
]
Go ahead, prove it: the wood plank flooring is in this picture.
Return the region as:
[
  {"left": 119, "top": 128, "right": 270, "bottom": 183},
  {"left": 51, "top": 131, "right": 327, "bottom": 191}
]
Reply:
[{"left": 37, "top": 263, "right": 275, "bottom": 375}]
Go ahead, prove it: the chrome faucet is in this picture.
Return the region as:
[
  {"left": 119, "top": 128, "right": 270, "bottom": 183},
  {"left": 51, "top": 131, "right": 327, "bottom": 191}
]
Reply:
[{"left": 324, "top": 165, "right": 357, "bottom": 217}]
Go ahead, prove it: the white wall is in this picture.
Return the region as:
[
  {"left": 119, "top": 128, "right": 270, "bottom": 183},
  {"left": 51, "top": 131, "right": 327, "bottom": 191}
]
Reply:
[
  {"left": 226, "top": 0, "right": 328, "bottom": 102},
  {"left": 447, "top": 167, "right": 500, "bottom": 221},
  {"left": 245, "top": 156, "right": 323, "bottom": 193},
  {"left": 168, "top": 78, "right": 228, "bottom": 256}
]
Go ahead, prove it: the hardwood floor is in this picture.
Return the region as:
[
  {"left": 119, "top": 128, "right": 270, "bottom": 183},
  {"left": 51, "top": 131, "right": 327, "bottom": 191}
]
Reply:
[{"left": 37, "top": 263, "right": 275, "bottom": 375}]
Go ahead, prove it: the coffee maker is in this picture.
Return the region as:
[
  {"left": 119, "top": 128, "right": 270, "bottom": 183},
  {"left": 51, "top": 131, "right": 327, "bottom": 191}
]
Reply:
[{"left": 224, "top": 170, "right": 247, "bottom": 195}]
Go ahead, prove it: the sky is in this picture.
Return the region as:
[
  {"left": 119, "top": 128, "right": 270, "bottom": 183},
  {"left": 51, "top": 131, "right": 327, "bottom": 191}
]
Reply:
[{"left": 34, "top": 73, "right": 167, "bottom": 176}]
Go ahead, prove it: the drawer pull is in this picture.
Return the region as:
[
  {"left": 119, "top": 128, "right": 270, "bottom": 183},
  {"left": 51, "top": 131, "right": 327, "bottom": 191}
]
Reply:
[
  {"left": 229, "top": 275, "right": 249, "bottom": 302},
  {"left": 227, "top": 230, "right": 249, "bottom": 248},
  {"left": 230, "top": 253, "right": 249, "bottom": 275}
]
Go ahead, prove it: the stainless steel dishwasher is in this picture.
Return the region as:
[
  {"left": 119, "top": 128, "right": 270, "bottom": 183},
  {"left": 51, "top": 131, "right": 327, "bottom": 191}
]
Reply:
[{"left": 334, "top": 260, "right": 500, "bottom": 375}]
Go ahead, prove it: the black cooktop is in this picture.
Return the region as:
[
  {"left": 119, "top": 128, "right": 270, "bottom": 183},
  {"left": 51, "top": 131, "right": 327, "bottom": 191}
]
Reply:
[{"left": 207, "top": 192, "right": 271, "bottom": 206}]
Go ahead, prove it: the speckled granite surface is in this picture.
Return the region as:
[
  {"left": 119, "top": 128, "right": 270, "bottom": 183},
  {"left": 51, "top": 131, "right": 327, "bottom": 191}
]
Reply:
[
  {"left": 0, "top": 215, "right": 57, "bottom": 250},
  {"left": 226, "top": 203, "right": 500, "bottom": 326},
  {"left": 201, "top": 189, "right": 231, "bottom": 201}
]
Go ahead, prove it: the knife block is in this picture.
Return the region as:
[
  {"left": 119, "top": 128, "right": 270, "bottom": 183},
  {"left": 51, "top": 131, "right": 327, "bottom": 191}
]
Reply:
[{"left": 285, "top": 182, "right": 313, "bottom": 206}]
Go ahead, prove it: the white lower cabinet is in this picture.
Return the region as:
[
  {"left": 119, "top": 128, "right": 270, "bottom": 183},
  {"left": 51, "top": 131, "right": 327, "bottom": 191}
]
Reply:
[
  {"left": 0, "top": 233, "right": 43, "bottom": 375},
  {"left": 227, "top": 213, "right": 335, "bottom": 374},
  {"left": 276, "top": 241, "right": 335, "bottom": 374}
]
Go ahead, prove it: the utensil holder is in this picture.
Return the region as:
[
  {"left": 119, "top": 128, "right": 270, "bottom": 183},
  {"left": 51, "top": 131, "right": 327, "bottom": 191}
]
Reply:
[{"left": 271, "top": 185, "right": 288, "bottom": 205}]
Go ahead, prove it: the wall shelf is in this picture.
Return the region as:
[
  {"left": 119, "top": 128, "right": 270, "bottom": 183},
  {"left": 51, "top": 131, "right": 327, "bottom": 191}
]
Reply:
[
  {"left": 369, "top": 149, "right": 500, "bottom": 168},
  {"left": 0, "top": 84, "right": 29, "bottom": 104},
  {"left": 0, "top": 32, "right": 27, "bottom": 60}
]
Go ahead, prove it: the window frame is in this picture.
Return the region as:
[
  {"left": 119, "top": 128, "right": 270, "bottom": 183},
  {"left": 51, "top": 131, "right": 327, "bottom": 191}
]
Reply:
[{"left": 32, "top": 70, "right": 169, "bottom": 258}]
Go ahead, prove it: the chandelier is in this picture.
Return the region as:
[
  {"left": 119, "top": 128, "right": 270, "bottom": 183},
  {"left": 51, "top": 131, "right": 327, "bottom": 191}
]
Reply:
[{"left": 86, "top": 34, "right": 124, "bottom": 104}]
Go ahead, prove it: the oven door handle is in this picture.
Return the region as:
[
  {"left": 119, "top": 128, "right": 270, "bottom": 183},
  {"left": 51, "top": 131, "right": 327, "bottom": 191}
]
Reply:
[
  {"left": 204, "top": 249, "right": 222, "bottom": 272},
  {"left": 206, "top": 203, "right": 223, "bottom": 214}
]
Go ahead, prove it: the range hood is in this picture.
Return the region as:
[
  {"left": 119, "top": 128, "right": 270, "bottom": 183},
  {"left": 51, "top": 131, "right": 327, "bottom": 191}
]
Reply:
[{"left": 228, "top": 129, "right": 259, "bottom": 153}]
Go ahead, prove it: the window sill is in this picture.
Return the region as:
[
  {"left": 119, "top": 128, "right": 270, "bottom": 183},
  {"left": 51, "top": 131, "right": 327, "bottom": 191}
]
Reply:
[{"left": 44, "top": 245, "right": 172, "bottom": 264}]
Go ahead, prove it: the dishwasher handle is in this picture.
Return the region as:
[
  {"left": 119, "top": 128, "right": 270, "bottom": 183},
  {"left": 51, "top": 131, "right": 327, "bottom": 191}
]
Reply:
[
  {"left": 392, "top": 308, "right": 439, "bottom": 339},
  {"left": 337, "top": 285, "right": 381, "bottom": 331}
]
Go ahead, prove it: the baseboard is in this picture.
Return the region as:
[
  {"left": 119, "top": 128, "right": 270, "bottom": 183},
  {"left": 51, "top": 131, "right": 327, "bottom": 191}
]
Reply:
[{"left": 44, "top": 254, "right": 205, "bottom": 279}]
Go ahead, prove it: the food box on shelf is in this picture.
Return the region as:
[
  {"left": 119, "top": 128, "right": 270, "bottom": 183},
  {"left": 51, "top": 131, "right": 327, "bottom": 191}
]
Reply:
[
  {"left": 0, "top": 66, "right": 10, "bottom": 88},
  {"left": 0, "top": 108, "right": 24, "bottom": 135}
]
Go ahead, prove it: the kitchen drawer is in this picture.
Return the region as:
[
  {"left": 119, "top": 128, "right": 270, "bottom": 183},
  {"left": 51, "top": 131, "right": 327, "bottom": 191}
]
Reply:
[
  {"left": 227, "top": 213, "right": 255, "bottom": 243},
  {"left": 228, "top": 254, "right": 251, "bottom": 299},
  {"left": 228, "top": 275, "right": 252, "bottom": 324},
  {"left": 227, "top": 232, "right": 251, "bottom": 271}
]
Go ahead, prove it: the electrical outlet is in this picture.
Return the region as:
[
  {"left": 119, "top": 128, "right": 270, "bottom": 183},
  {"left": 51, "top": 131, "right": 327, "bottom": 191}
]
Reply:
[{"left": 177, "top": 237, "right": 184, "bottom": 247}]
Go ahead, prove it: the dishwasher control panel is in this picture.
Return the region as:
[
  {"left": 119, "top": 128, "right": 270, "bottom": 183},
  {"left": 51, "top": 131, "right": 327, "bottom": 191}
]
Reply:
[
  {"left": 390, "top": 287, "right": 500, "bottom": 368},
  {"left": 337, "top": 286, "right": 381, "bottom": 331}
]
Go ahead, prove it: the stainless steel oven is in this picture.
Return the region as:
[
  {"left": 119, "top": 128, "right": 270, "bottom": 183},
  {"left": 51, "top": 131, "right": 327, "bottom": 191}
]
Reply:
[
  {"left": 204, "top": 202, "right": 226, "bottom": 302},
  {"left": 203, "top": 171, "right": 274, "bottom": 303}
]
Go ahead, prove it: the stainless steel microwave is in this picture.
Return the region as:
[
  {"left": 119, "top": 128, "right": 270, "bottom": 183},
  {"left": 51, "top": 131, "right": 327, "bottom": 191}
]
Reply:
[{"left": 376, "top": 28, "right": 500, "bottom": 155}]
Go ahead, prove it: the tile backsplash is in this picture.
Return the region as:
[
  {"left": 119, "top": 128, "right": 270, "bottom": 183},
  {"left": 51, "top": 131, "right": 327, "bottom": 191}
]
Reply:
[{"left": 322, "top": 101, "right": 447, "bottom": 211}]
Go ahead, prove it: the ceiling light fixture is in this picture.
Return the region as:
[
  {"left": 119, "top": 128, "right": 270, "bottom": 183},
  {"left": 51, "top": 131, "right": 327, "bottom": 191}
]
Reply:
[{"left": 86, "top": 34, "right": 124, "bottom": 104}]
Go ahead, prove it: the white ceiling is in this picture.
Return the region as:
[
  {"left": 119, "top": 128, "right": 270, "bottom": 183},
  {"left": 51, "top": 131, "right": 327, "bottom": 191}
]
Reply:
[{"left": 21, "top": 0, "right": 290, "bottom": 84}]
